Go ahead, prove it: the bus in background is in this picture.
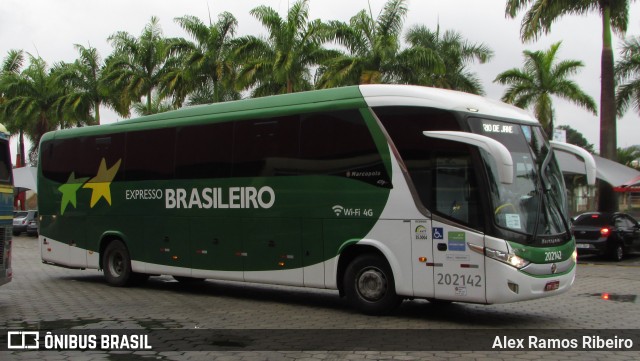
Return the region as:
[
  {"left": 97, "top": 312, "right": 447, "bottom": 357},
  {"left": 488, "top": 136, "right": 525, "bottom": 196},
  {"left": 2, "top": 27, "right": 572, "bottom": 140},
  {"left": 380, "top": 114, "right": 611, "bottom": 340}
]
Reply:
[
  {"left": 0, "top": 124, "right": 13, "bottom": 287},
  {"left": 37, "top": 85, "right": 594, "bottom": 314}
]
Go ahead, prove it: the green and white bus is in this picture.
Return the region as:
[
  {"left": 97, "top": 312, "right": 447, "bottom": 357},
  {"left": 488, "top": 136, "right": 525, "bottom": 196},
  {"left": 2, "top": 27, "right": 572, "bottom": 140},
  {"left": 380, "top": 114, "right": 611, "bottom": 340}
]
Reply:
[
  {"left": 38, "top": 85, "right": 591, "bottom": 314},
  {"left": 0, "top": 124, "right": 13, "bottom": 288}
]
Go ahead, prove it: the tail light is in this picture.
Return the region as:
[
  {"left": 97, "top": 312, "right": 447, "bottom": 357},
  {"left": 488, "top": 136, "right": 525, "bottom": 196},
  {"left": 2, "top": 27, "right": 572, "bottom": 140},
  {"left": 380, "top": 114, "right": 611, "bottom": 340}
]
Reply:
[{"left": 600, "top": 227, "right": 611, "bottom": 237}]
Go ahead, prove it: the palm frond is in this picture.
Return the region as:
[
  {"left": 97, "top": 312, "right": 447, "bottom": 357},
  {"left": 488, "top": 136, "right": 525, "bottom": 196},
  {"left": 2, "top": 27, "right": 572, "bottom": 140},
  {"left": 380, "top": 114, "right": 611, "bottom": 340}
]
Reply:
[{"left": 2, "top": 50, "right": 24, "bottom": 74}]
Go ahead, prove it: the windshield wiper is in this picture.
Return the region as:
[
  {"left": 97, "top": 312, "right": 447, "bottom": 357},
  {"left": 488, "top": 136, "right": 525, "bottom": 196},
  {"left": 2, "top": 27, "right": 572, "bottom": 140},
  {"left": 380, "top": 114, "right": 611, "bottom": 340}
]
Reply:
[{"left": 538, "top": 147, "right": 571, "bottom": 237}]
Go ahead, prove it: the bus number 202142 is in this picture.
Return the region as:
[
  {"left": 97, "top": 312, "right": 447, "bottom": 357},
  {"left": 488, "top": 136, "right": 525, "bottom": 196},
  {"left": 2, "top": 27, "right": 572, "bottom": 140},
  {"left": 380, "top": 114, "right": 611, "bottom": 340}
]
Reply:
[{"left": 436, "top": 273, "right": 482, "bottom": 287}]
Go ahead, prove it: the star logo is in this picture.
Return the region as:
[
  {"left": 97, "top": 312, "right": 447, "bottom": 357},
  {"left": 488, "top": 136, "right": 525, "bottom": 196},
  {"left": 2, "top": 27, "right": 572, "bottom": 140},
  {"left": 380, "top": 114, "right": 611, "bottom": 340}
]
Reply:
[
  {"left": 58, "top": 172, "right": 89, "bottom": 215},
  {"left": 82, "top": 158, "right": 122, "bottom": 208}
]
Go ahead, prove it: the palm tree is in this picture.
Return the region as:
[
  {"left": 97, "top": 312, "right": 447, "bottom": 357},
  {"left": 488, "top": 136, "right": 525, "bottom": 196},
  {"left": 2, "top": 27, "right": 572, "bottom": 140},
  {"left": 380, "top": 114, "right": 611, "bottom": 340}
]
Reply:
[
  {"left": 402, "top": 24, "right": 493, "bottom": 94},
  {"left": 557, "top": 125, "right": 596, "bottom": 153},
  {"left": 316, "top": 0, "right": 443, "bottom": 88},
  {"left": 104, "top": 16, "right": 180, "bottom": 115},
  {"left": 1, "top": 50, "right": 23, "bottom": 75},
  {"left": 494, "top": 42, "right": 597, "bottom": 137},
  {"left": 615, "top": 35, "right": 640, "bottom": 117},
  {"left": 0, "top": 54, "right": 66, "bottom": 162},
  {"left": 0, "top": 50, "right": 27, "bottom": 166},
  {"left": 233, "top": 0, "right": 336, "bottom": 96},
  {"left": 167, "top": 12, "right": 241, "bottom": 106},
  {"left": 505, "top": 0, "right": 636, "bottom": 212},
  {"left": 617, "top": 145, "right": 640, "bottom": 168},
  {"left": 56, "top": 45, "right": 129, "bottom": 125},
  {"left": 132, "top": 91, "right": 175, "bottom": 116}
]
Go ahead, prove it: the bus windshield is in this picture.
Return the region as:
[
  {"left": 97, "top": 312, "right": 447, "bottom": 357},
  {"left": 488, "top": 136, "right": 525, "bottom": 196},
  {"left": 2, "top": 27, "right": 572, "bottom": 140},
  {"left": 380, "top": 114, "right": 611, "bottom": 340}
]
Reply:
[{"left": 468, "top": 118, "right": 569, "bottom": 240}]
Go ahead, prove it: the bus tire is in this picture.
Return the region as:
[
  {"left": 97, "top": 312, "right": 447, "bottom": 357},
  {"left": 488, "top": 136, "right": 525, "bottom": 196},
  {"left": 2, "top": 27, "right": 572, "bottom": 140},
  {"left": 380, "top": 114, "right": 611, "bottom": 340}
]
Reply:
[
  {"left": 344, "top": 254, "right": 401, "bottom": 315},
  {"left": 103, "top": 240, "right": 136, "bottom": 287}
]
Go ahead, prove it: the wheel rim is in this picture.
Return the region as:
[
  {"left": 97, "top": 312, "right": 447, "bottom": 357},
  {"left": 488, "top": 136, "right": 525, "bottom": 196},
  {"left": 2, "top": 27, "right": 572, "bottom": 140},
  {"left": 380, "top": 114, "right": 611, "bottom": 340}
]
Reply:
[
  {"left": 356, "top": 267, "right": 387, "bottom": 302},
  {"left": 109, "top": 251, "right": 124, "bottom": 277},
  {"left": 616, "top": 246, "right": 623, "bottom": 260}
]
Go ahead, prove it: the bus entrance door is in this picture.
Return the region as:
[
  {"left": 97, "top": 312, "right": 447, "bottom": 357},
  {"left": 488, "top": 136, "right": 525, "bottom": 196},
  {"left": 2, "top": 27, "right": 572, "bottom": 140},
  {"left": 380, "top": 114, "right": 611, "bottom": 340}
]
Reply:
[{"left": 431, "top": 221, "right": 486, "bottom": 303}]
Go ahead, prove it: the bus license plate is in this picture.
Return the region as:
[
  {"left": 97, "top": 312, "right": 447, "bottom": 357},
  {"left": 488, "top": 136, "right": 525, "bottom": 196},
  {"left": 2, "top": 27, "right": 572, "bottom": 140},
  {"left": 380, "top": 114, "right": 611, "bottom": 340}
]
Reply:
[{"left": 544, "top": 281, "right": 559, "bottom": 292}]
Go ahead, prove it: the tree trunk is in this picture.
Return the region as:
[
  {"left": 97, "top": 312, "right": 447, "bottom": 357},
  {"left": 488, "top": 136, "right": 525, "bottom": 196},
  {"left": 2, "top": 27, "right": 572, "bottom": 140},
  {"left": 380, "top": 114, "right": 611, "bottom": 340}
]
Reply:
[
  {"left": 147, "top": 91, "right": 152, "bottom": 115},
  {"left": 287, "top": 78, "right": 294, "bottom": 94},
  {"left": 18, "top": 129, "right": 25, "bottom": 167},
  {"left": 597, "top": 5, "right": 618, "bottom": 212},
  {"left": 95, "top": 100, "right": 101, "bottom": 125}
]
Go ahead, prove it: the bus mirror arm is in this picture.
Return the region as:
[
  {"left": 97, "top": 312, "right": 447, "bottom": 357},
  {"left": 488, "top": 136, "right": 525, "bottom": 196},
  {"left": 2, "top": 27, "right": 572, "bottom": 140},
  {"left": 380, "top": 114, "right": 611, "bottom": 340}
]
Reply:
[
  {"left": 550, "top": 141, "right": 597, "bottom": 186},
  {"left": 423, "top": 131, "right": 513, "bottom": 184}
]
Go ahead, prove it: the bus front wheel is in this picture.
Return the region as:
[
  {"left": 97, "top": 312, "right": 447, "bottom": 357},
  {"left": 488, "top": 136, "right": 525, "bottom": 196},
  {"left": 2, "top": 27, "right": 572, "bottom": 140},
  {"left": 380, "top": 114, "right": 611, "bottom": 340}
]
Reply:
[
  {"left": 103, "top": 240, "right": 148, "bottom": 286},
  {"left": 344, "top": 254, "right": 401, "bottom": 315}
]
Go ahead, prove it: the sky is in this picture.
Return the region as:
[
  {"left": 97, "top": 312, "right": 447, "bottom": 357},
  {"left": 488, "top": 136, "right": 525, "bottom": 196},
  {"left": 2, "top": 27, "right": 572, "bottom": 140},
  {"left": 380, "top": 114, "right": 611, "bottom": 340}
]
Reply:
[{"left": 1, "top": 0, "right": 639, "bottom": 157}]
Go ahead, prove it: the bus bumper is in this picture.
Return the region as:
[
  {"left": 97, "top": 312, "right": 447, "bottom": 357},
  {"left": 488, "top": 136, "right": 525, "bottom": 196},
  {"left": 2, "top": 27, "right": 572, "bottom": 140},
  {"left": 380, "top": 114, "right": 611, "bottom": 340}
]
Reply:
[{"left": 485, "top": 258, "right": 575, "bottom": 304}]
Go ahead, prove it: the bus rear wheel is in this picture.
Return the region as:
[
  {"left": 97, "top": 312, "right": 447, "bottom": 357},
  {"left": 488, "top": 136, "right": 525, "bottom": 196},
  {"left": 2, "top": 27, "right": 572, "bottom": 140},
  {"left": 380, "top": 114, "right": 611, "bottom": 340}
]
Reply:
[
  {"left": 103, "top": 240, "right": 148, "bottom": 286},
  {"left": 344, "top": 254, "right": 401, "bottom": 315}
]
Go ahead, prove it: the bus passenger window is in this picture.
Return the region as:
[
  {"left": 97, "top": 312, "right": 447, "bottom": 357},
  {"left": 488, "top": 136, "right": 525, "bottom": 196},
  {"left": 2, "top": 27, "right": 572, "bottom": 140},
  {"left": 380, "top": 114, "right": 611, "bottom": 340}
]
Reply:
[
  {"left": 124, "top": 128, "right": 175, "bottom": 181},
  {"left": 175, "top": 122, "right": 233, "bottom": 179},
  {"left": 300, "top": 110, "right": 390, "bottom": 187},
  {"left": 233, "top": 116, "right": 300, "bottom": 177}
]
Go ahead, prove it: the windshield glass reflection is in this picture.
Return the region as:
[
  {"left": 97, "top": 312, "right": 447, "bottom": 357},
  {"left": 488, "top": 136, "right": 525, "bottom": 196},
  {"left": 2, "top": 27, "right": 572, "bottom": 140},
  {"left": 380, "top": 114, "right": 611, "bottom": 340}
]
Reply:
[{"left": 469, "top": 118, "right": 569, "bottom": 238}]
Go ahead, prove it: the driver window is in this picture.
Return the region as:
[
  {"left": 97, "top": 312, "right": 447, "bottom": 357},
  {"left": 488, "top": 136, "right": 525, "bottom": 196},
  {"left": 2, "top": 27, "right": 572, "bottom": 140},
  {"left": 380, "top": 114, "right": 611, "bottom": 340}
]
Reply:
[{"left": 434, "top": 153, "right": 483, "bottom": 230}]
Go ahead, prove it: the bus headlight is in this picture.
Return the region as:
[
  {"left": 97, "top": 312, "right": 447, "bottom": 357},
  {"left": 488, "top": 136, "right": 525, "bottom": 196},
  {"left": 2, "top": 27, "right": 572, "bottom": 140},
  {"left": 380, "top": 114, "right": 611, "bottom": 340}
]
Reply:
[{"left": 485, "top": 247, "right": 530, "bottom": 269}]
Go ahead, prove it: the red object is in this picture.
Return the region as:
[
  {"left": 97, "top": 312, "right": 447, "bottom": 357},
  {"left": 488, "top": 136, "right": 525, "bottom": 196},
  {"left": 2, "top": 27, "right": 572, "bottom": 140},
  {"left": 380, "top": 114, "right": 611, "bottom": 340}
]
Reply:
[
  {"left": 600, "top": 228, "right": 611, "bottom": 237},
  {"left": 613, "top": 175, "right": 640, "bottom": 193},
  {"left": 14, "top": 147, "right": 26, "bottom": 210}
]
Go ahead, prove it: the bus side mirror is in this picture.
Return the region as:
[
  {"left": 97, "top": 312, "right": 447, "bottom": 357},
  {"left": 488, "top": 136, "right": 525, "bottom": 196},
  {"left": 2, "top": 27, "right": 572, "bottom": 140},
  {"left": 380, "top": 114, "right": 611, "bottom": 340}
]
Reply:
[
  {"left": 550, "top": 141, "right": 596, "bottom": 186},
  {"left": 423, "top": 131, "right": 513, "bottom": 184}
]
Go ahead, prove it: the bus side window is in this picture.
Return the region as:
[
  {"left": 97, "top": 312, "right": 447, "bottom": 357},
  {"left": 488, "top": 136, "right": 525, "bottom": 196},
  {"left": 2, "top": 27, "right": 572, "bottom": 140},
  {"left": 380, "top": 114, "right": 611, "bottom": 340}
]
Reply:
[
  {"left": 124, "top": 128, "right": 176, "bottom": 181},
  {"left": 300, "top": 110, "right": 390, "bottom": 187},
  {"left": 232, "top": 116, "right": 300, "bottom": 177},
  {"left": 175, "top": 122, "right": 233, "bottom": 179},
  {"left": 92, "top": 134, "right": 125, "bottom": 181},
  {"left": 41, "top": 134, "right": 126, "bottom": 183},
  {"left": 0, "top": 142, "right": 10, "bottom": 183}
]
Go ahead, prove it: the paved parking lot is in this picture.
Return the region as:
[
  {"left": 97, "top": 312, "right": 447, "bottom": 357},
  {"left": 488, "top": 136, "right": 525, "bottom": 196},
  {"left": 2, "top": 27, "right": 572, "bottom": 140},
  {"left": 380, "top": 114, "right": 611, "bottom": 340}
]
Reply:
[{"left": 1, "top": 235, "right": 639, "bottom": 360}]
